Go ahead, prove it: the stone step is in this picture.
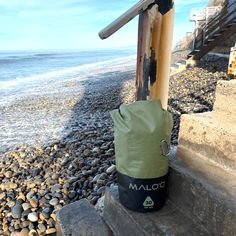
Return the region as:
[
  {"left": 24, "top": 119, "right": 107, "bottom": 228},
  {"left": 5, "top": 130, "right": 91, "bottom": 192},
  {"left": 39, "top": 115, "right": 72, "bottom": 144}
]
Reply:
[
  {"left": 103, "top": 186, "right": 210, "bottom": 236},
  {"left": 213, "top": 80, "right": 236, "bottom": 116},
  {"left": 56, "top": 199, "right": 113, "bottom": 236},
  {"left": 169, "top": 147, "right": 236, "bottom": 236},
  {"left": 178, "top": 112, "right": 236, "bottom": 172}
]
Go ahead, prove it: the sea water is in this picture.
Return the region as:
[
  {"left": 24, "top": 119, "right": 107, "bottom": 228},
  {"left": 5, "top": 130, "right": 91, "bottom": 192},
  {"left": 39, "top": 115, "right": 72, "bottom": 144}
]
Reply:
[{"left": 0, "top": 48, "right": 136, "bottom": 105}]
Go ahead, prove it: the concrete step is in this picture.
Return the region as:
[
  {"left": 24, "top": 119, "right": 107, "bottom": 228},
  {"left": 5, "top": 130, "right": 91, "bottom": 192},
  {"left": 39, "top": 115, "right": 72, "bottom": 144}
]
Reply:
[
  {"left": 103, "top": 186, "right": 210, "bottom": 236},
  {"left": 213, "top": 80, "right": 236, "bottom": 116},
  {"left": 169, "top": 147, "right": 236, "bottom": 236},
  {"left": 178, "top": 112, "right": 236, "bottom": 172}
]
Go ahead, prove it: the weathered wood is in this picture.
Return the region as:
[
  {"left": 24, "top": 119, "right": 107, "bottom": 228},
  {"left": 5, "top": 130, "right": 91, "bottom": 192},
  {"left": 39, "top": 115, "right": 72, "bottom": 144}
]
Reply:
[
  {"left": 99, "top": 0, "right": 155, "bottom": 39},
  {"left": 136, "top": 6, "right": 174, "bottom": 110},
  {"left": 149, "top": 11, "right": 162, "bottom": 98},
  {"left": 136, "top": 6, "right": 159, "bottom": 101}
]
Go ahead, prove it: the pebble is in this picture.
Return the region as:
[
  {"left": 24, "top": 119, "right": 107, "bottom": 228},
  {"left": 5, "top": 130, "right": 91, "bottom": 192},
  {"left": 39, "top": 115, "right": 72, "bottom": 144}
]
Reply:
[
  {"left": 11, "top": 204, "right": 23, "bottom": 219},
  {"left": 7, "top": 201, "right": 16, "bottom": 208},
  {"left": 27, "top": 212, "right": 38, "bottom": 222},
  {"left": 18, "top": 192, "right": 26, "bottom": 201},
  {"left": 106, "top": 164, "right": 116, "bottom": 174},
  {"left": 51, "top": 173, "right": 59, "bottom": 180},
  {"left": 20, "top": 228, "right": 29, "bottom": 236},
  {"left": 83, "top": 149, "right": 91, "bottom": 157},
  {"left": 22, "top": 203, "right": 31, "bottom": 211},
  {"left": 9, "top": 183, "right": 18, "bottom": 189},
  {"left": 91, "top": 158, "right": 100, "bottom": 166},
  {"left": 38, "top": 223, "right": 46, "bottom": 232},
  {"left": 31, "top": 168, "right": 40, "bottom": 176},
  {"left": 45, "top": 228, "right": 57, "bottom": 234},
  {"left": 92, "top": 174, "right": 101, "bottom": 183},
  {"left": 0, "top": 192, "right": 6, "bottom": 200},
  {"left": 69, "top": 177, "right": 78, "bottom": 184},
  {"left": 49, "top": 198, "right": 59, "bottom": 206},
  {"left": 29, "top": 197, "right": 38, "bottom": 208},
  {"left": 42, "top": 208, "right": 51, "bottom": 219},
  {"left": 97, "top": 179, "right": 105, "bottom": 185},
  {"left": 61, "top": 158, "right": 69, "bottom": 166},
  {"left": 68, "top": 190, "right": 77, "bottom": 199},
  {"left": 5, "top": 171, "right": 13, "bottom": 178},
  {"left": 29, "top": 229, "right": 37, "bottom": 236},
  {"left": 51, "top": 183, "right": 61, "bottom": 193},
  {"left": 92, "top": 147, "right": 100, "bottom": 153}
]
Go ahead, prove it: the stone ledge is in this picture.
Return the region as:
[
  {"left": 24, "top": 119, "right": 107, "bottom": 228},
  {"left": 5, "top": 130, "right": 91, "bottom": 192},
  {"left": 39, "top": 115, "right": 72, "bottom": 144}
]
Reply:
[
  {"left": 103, "top": 186, "right": 210, "bottom": 236},
  {"left": 169, "top": 148, "right": 236, "bottom": 236},
  {"left": 178, "top": 112, "right": 236, "bottom": 172},
  {"left": 214, "top": 79, "right": 236, "bottom": 116},
  {"left": 56, "top": 199, "right": 112, "bottom": 236}
]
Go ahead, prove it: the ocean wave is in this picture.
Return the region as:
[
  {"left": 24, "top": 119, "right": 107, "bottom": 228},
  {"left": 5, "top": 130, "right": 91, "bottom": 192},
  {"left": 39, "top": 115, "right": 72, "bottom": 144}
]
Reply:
[{"left": 0, "top": 55, "right": 136, "bottom": 91}]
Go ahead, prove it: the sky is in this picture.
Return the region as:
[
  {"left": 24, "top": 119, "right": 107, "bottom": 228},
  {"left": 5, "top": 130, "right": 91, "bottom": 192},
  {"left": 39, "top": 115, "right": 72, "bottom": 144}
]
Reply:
[{"left": 0, "top": 0, "right": 208, "bottom": 51}]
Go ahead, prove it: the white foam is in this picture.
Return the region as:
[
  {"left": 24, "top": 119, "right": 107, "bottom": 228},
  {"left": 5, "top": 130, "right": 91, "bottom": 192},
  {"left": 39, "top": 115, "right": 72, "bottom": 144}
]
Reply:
[
  {"left": 0, "top": 55, "right": 136, "bottom": 107},
  {"left": 0, "top": 55, "right": 136, "bottom": 91}
]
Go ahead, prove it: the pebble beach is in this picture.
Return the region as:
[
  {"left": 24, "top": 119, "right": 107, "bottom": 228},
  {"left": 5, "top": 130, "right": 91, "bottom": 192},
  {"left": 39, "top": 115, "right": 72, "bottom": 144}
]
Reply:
[{"left": 0, "top": 54, "right": 230, "bottom": 235}]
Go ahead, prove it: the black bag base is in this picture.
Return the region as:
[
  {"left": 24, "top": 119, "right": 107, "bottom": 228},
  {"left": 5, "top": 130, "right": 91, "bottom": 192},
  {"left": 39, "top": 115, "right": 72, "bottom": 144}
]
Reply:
[{"left": 117, "top": 171, "right": 168, "bottom": 213}]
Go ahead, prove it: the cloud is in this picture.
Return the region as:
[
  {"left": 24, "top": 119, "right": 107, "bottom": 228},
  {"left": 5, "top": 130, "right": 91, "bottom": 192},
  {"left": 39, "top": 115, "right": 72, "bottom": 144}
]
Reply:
[{"left": 0, "top": 0, "right": 208, "bottom": 50}]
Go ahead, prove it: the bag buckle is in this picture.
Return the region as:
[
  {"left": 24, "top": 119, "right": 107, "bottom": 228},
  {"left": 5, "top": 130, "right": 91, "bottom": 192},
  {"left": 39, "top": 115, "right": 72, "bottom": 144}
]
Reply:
[{"left": 160, "top": 139, "right": 170, "bottom": 156}]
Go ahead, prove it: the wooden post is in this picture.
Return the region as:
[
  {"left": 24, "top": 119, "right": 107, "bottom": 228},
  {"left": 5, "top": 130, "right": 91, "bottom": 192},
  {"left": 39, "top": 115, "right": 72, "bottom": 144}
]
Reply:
[
  {"left": 136, "top": 6, "right": 174, "bottom": 110},
  {"left": 136, "top": 5, "right": 160, "bottom": 101},
  {"left": 150, "top": 7, "right": 174, "bottom": 110}
]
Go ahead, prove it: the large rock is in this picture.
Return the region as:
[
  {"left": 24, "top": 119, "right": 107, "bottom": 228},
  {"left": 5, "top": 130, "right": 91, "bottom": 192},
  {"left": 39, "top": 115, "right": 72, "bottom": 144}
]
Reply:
[{"left": 56, "top": 199, "right": 112, "bottom": 236}]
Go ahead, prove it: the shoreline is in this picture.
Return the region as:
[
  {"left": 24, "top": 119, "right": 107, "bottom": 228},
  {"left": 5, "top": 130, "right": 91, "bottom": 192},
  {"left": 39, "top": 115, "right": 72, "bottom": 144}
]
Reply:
[
  {"left": 0, "top": 56, "right": 136, "bottom": 152},
  {"left": 0, "top": 55, "right": 230, "bottom": 234}
]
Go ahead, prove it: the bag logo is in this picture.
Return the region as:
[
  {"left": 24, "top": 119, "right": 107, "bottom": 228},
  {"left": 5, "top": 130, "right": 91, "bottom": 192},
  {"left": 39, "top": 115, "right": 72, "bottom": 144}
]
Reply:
[
  {"left": 143, "top": 196, "right": 154, "bottom": 208},
  {"left": 129, "top": 182, "right": 166, "bottom": 191}
]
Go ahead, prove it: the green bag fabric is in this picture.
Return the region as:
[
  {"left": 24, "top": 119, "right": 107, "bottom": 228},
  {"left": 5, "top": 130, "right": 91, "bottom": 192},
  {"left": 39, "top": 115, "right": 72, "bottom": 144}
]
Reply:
[
  {"left": 111, "top": 99, "right": 173, "bottom": 212},
  {"left": 111, "top": 99, "right": 173, "bottom": 179}
]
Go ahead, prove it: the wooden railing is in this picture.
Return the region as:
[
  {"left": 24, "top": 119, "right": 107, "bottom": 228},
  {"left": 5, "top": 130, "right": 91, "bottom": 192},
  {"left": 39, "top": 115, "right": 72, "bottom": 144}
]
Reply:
[{"left": 190, "top": 1, "right": 236, "bottom": 59}]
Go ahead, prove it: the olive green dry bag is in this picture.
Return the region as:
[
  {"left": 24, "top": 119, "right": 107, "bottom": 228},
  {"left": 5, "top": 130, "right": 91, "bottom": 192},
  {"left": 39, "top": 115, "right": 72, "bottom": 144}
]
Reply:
[{"left": 111, "top": 100, "right": 173, "bottom": 212}]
